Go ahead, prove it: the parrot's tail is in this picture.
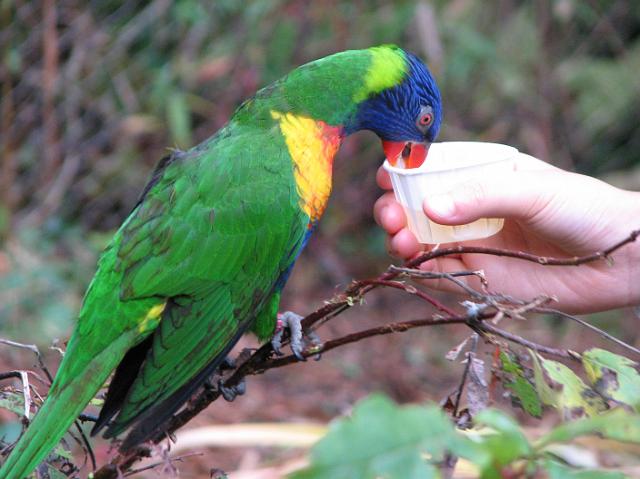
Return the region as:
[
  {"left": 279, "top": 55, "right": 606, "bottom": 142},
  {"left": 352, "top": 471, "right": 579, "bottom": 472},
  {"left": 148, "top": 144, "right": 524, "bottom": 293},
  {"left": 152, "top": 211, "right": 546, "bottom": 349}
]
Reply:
[{"left": 0, "top": 339, "right": 128, "bottom": 479}]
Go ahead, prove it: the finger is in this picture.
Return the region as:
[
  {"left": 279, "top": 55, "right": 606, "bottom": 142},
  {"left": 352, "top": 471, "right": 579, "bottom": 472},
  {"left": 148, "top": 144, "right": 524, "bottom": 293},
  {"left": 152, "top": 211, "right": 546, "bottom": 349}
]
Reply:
[
  {"left": 376, "top": 165, "right": 393, "bottom": 190},
  {"left": 388, "top": 228, "right": 423, "bottom": 259},
  {"left": 373, "top": 192, "right": 398, "bottom": 225},
  {"left": 423, "top": 169, "right": 568, "bottom": 226},
  {"left": 374, "top": 196, "right": 407, "bottom": 235},
  {"left": 513, "top": 153, "right": 558, "bottom": 172}
]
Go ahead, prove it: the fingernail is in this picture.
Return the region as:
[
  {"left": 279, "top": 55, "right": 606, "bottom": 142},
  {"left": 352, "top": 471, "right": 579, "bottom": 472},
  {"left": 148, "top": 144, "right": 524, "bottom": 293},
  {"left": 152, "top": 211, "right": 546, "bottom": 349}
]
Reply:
[{"left": 427, "top": 194, "right": 455, "bottom": 217}]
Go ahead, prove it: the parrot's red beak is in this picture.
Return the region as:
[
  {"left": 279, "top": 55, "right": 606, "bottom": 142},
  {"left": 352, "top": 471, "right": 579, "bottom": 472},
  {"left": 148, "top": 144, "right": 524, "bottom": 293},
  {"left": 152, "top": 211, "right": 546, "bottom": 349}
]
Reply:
[{"left": 382, "top": 141, "right": 430, "bottom": 169}]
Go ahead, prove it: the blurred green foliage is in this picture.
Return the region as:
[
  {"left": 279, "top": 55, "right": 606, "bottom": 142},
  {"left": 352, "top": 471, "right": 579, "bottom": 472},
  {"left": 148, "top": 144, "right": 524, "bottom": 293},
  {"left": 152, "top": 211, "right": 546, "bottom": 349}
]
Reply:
[
  {"left": 1, "top": 0, "right": 639, "bottom": 341},
  {"left": 294, "top": 394, "right": 639, "bottom": 478}
]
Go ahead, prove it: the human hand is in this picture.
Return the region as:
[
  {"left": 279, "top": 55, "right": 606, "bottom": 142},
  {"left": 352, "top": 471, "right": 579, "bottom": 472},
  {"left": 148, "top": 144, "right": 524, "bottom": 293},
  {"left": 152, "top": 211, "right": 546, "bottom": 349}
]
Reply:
[{"left": 374, "top": 153, "right": 640, "bottom": 314}]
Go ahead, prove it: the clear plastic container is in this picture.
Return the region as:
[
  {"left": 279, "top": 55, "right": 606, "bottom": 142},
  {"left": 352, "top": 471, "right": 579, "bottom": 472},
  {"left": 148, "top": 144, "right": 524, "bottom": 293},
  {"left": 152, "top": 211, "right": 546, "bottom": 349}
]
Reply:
[{"left": 383, "top": 142, "right": 519, "bottom": 244}]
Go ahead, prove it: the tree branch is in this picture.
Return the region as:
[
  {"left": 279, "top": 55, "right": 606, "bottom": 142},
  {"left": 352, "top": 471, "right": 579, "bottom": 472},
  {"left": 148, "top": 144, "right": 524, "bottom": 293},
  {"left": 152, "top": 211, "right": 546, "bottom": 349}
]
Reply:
[
  {"left": 19, "top": 229, "right": 640, "bottom": 477},
  {"left": 475, "top": 321, "right": 579, "bottom": 360},
  {"left": 406, "top": 228, "right": 640, "bottom": 268},
  {"left": 534, "top": 307, "right": 640, "bottom": 357}
]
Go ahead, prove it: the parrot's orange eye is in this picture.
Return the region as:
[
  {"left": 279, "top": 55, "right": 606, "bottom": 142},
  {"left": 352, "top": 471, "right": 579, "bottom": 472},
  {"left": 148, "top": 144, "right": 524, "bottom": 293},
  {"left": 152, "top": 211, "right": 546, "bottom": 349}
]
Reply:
[
  {"left": 416, "top": 105, "right": 435, "bottom": 133},
  {"left": 419, "top": 113, "right": 433, "bottom": 126}
]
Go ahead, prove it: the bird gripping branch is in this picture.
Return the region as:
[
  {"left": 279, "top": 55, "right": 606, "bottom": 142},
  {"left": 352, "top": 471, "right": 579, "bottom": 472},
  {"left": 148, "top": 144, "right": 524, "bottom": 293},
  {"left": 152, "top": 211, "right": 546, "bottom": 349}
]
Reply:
[{"left": 0, "top": 45, "right": 441, "bottom": 478}]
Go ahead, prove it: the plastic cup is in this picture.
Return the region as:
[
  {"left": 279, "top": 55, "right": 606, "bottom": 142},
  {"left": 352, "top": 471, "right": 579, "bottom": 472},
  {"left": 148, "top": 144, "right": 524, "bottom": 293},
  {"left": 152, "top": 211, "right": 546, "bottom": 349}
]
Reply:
[{"left": 383, "top": 142, "right": 519, "bottom": 244}]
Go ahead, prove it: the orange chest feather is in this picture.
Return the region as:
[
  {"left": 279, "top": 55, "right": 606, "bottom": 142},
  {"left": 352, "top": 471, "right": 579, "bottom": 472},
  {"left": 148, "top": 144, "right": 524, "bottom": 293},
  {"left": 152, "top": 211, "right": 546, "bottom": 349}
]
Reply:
[{"left": 271, "top": 111, "right": 343, "bottom": 222}]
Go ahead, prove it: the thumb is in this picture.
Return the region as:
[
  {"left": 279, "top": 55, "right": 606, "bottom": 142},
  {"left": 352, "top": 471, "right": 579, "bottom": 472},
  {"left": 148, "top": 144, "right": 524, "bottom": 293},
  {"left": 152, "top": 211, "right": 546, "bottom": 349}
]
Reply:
[{"left": 423, "top": 169, "right": 565, "bottom": 225}]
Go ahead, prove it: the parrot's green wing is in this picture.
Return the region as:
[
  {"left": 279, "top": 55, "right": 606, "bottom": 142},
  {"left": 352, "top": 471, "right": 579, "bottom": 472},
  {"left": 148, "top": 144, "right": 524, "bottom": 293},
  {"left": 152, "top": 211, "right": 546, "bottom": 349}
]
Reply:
[
  {"left": 89, "top": 122, "right": 309, "bottom": 442},
  {"left": 0, "top": 46, "right": 437, "bottom": 479}
]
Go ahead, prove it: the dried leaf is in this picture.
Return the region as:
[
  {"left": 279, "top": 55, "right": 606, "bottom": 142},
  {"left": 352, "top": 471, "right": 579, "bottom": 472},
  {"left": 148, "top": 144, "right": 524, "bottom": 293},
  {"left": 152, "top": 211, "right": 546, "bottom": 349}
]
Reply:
[
  {"left": 466, "top": 357, "right": 488, "bottom": 416},
  {"left": 446, "top": 336, "right": 470, "bottom": 361}
]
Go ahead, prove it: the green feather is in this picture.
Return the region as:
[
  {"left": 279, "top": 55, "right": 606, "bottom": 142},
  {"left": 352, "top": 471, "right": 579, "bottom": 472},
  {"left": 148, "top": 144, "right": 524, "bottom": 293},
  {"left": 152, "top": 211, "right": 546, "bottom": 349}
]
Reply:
[{"left": 0, "top": 45, "right": 411, "bottom": 479}]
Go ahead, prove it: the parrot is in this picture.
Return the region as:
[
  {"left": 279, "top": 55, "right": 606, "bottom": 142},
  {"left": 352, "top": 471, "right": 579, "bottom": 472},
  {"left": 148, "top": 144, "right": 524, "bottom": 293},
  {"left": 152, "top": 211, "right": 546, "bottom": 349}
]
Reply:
[{"left": 0, "top": 44, "right": 441, "bottom": 478}]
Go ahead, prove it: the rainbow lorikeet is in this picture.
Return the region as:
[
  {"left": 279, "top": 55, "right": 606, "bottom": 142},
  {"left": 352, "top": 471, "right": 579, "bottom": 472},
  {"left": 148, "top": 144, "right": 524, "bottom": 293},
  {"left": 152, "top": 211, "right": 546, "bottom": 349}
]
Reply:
[{"left": 0, "top": 45, "right": 441, "bottom": 478}]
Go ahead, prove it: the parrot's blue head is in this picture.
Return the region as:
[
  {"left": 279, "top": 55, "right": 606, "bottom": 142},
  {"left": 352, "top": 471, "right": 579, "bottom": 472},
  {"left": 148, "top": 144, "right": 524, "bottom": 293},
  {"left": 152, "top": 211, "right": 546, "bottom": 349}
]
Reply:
[{"left": 352, "top": 47, "right": 442, "bottom": 168}]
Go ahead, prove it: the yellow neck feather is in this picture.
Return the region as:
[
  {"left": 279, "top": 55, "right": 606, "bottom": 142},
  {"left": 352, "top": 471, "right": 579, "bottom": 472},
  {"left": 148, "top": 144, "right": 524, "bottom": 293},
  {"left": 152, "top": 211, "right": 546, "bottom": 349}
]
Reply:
[{"left": 271, "top": 111, "right": 343, "bottom": 222}]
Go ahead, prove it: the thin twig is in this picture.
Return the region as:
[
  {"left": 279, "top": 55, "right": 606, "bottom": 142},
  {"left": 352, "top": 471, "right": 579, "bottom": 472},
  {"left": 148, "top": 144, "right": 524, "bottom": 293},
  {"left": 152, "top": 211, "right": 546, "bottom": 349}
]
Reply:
[
  {"left": 265, "top": 314, "right": 477, "bottom": 370},
  {"left": 389, "top": 266, "right": 485, "bottom": 298},
  {"left": 0, "top": 338, "right": 96, "bottom": 469},
  {"left": 407, "top": 229, "right": 640, "bottom": 268},
  {"left": 350, "top": 279, "right": 458, "bottom": 316},
  {"left": 0, "top": 371, "right": 31, "bottom": 421},
  {"left": 27, "top": 230, "right": 640, "bottom": 477},
  {"left": 0, "top": 339, "right": 54, "bottom": 383},
  {"left": 476, "top": 322, "right": 579, "bottom": 361},
  {"left": 453, "top": 334, "right": 479, "bottom": 417},
  {"left": 123, "top": 452, "right": 204, "bottom": 477},
  {"left": 74, "top": 422, "right": 97, "bottom": 471},
  {"left": 144, "top": 312, "right": 485, "bottom": 449},
  {"left": 390, "top": 266, "right": 483, "bottom": 279},
  {"left": 535, "top": 307, "right": 640, "bottom": 357},
  {"left": 79, "top": 414, "right": 98, "bottom": 423}
]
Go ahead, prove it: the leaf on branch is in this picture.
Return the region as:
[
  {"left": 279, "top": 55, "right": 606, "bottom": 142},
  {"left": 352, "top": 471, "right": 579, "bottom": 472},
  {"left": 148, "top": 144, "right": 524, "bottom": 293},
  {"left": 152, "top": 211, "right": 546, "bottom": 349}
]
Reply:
[
  {"left": 499, "top": 351, "right": 542, "bottom": 418},
  {"left": 466, "top": 357, "right": 488, "bottom": 417},
  {"left": 531, "top": 351, "right": 607, "bottom": 419},
  {"left": 290, "top": 394, "right": 487, "bottom": 479},
  {"left": 536, "top": 408, "right": 640, "bottom": 447},
  {"left": 582, "top": 348, "right": 640, "bottom": 412},
  {"left": 53, "top": 444, "right": 74, "bottom": 461}
]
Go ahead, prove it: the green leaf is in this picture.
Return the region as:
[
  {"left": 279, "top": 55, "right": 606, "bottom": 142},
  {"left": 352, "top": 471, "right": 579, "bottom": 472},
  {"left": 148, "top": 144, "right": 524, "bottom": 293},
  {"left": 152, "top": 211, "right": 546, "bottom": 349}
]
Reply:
[
  {"left": 536, "top": 408, "right": 640, "bottom": 448},
  {"left": 290, "top": 394, "right": 487, "bottom": 479},
  {"left": 474, "top": 409, "right": 532, "bottom": 471},
  {"left": 531, "top": 351, "right": 607, "bottom": 419},
  {"left": 543, "top": 458, "right": 628, "bottom": 478},
  {"left": 499, "top": 351, "right": 542, "bottom": 417},
  {"left": 53, "top": 443, "right": 73, "bottom": 461},
  {"left": 582, "top": 348, "right": 640, "bottom": 412}
]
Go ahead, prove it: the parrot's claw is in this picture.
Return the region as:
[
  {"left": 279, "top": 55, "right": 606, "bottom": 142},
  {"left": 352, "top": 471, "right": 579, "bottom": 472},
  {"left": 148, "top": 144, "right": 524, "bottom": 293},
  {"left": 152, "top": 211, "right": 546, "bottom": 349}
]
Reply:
[
  {"left": 218, "top": 378, "right": 246, "bottom": 402},
  {"left": 219, "top": 356, "right": 236, "bottom": 370},
  {"left": 203, "top": 356, "right": 238, "bottom": 391},
  {"left": 271, "top": 311, "right": 322, "bottom": 361}
]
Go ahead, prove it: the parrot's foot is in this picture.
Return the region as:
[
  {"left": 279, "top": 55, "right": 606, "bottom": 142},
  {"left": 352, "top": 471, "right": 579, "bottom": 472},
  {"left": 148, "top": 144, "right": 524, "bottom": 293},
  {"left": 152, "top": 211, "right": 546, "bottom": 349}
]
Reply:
[
  {"left": 219, "top": 356, "right": 236, "bottom": 370},
  {"left": 271, "top": 311, "right": 322, "bottom": 361},
  {"left": 218, "top": 378, "right": 246, "bottom": 402},
  {"left": 203, "top": 356, "right": 239, "bottom": 395}
]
